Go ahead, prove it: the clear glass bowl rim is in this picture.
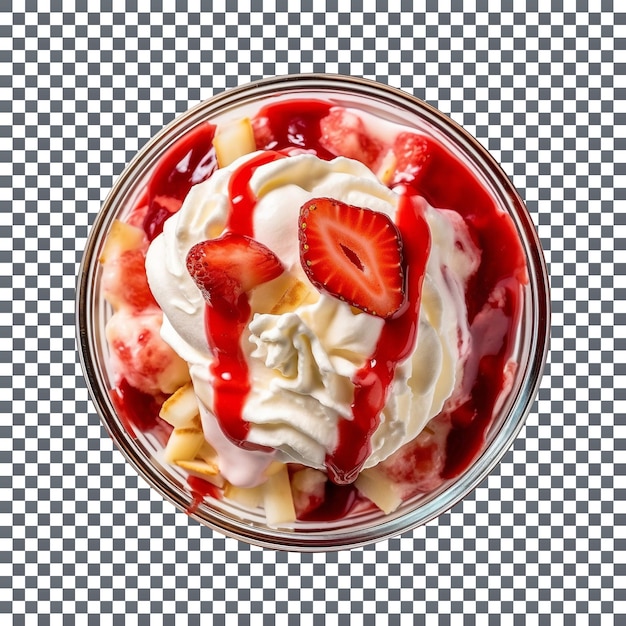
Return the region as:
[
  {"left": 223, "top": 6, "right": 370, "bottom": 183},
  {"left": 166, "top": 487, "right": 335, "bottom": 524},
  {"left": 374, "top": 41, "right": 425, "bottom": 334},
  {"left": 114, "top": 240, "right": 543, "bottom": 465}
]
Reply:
[{"left": 76, "top": 73, "right": 551, "bottom": 551}]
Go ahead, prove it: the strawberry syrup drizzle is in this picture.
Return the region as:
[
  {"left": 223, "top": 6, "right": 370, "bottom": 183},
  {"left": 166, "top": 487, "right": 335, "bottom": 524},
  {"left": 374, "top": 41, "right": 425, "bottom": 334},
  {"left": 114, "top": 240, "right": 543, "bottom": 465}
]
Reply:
[
  {"left": 205, "top": 151, "right": 285, "bottom": 448},
  {"left": 204, "top": 296, "right": 254, "bottom": 444},
  {"left": 325, "top": 191, "right": 432, "bottom": 485},
  {"left": 226, "top": 150, "right": 284, "bottom": 234}
]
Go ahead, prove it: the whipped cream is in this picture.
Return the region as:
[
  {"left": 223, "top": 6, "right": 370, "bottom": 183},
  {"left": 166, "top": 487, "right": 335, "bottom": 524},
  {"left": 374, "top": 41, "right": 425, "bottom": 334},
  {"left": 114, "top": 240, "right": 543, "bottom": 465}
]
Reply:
[{"left": 146, "top": 152, "right": 480, "bottom": 487}]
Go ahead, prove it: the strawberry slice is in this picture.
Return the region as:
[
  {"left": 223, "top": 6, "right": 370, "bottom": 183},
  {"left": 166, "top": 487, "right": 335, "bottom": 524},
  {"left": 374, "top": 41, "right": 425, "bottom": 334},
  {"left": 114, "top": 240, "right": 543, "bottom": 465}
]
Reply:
[
  {"left": 298, "top": 198, "right": 405, "bottom": 318},
  {"left": 186, "top": 232, "right": 284, "bottom": 312},
  {"left": 319, "top": 108, "right": 382, "bottom": 169},
  {"left": 390, "top": 132, "right": 432, "bottom": 186}
]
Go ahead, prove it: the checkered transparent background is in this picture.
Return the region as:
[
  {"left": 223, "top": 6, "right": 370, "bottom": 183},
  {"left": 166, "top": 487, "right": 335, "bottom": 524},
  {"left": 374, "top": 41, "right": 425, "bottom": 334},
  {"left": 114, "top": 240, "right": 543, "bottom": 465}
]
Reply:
[{"left": 2, "top": 2, "right": 624, "bottom": 623}]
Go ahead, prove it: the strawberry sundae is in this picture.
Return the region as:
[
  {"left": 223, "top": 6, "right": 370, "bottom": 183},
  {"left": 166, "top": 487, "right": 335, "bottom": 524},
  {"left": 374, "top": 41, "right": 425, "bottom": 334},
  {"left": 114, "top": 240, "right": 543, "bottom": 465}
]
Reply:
[{"left": 99, "top": 95, "right": 527, "bottom": 526}]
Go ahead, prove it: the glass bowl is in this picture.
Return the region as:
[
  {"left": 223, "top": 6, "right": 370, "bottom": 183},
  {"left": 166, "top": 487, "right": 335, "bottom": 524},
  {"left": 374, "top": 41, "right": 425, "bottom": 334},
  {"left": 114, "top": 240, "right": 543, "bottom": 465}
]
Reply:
[{"left": 76, "top": 74, "right": 550, "bottom": 551}]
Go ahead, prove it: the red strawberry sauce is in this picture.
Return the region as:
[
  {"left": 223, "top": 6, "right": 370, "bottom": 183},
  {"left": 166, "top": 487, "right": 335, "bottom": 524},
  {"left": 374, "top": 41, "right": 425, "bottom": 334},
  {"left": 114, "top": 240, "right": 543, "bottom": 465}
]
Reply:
[
  {"left": 205, "top": 151, "right": 286, "bottom": 447},
  {"left": 110, "top": 379, "right": 171, "bottom": 446},
  {"left": 325, "top": 192, "right": 432, "bottom": 485},
  {"left": 143, "top": 122, "right": 218, "bottom": 242},
  {"left": 127, "top": 98, "right": 527, "bottom": 519}
]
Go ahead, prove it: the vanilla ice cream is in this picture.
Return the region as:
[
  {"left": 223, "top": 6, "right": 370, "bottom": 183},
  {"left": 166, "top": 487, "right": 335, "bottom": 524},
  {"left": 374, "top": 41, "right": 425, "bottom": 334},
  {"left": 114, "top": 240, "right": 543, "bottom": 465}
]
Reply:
[{"left": 145, "top": 151, "right": 480, "bottom": 488}]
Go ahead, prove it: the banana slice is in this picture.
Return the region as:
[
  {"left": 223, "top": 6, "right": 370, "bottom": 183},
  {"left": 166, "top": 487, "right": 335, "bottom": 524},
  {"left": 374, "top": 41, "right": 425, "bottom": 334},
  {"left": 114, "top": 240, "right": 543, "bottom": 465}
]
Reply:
[
  {"left": 224, "top": 483, "right": 265, "bottom": 509},
  {"left": 175, "top": 459, "right": 224, "bottom": 488},
  {"left": 159, "top": 382, "right": 200, "bottom": 429},
  {"left": 213, "top": 117, "right": 257, "bottom": 168},
  {"left": 263, "top": 464, "right": 296, "bottom": 526},
  {"left": 270, "top": 279, "right": 317, "bottom": 315},
  {"left": 163, "top": 427, "right": 205, "bottom": 463},
  {"left": 197, "top": 441, "right": 219, "bottom": 466},
  {"left": 355, "top": 467, "right": 402, "bottom": 514}
]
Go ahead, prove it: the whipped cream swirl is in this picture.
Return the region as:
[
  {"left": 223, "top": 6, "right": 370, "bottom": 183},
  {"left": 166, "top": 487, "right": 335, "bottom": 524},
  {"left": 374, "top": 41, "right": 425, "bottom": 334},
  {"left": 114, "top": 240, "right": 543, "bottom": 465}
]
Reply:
[{"left": 146, "top": 152, "right": 479, "bottom": 487}]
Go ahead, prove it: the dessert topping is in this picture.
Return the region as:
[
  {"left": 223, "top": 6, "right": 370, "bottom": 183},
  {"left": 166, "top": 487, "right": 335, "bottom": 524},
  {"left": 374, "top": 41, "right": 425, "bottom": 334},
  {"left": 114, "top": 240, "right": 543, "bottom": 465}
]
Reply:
[
  {"left": 298, "top": 197, "right": 405, "bottom": 319},
  {"left": 325, "top": 191, "right": 432, "bottom": 484},
  {"left": 186, "top": 232, "right": 284, "bottom": 314}
]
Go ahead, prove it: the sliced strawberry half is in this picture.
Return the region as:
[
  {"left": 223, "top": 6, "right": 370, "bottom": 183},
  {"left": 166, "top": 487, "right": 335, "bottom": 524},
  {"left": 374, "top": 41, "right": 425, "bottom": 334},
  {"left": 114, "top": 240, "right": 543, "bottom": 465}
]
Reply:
[
  {"left": 186, "top": 232, "right": 284, "bottom": 312},
  {"left": 298, "top": 198, "right": 405, "bottom": 318}
]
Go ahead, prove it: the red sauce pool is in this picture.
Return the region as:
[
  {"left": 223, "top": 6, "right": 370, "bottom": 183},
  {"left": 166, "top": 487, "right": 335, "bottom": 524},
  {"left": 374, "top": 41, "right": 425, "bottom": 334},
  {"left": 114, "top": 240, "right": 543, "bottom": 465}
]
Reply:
[
  {"left": 143, "top": 121, "right": 218, "bottom": 242},
  {"left": 120, "top": 98, "right": 526, "bottom": 521},
  {"left": 110, "top": 378, "right": 171, "bottom": 447},
  {"left": 186, "top": 476, "right": 222, "bottom": 516}
]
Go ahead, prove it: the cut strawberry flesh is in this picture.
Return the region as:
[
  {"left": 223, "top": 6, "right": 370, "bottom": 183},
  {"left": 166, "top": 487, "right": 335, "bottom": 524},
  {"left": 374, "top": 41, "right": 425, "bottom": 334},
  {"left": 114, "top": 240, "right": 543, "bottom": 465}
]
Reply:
[
  {"left": 106, "top": 308, "right": 190, "bottom": 396},
  {"left": 376, "top": 413, "right": 452, "bottom": 498},
  {"left": 186, "top": 232, "right": 284, "bottom": 312},
  {"left": 298, "top": 198, "right": 405, "bottom": 318},
  {"left": 319, "top": 108, "right": 382, "bottom": 169},
  {"left": 390, "top": 132, "right": 432, "bottom": 185}
]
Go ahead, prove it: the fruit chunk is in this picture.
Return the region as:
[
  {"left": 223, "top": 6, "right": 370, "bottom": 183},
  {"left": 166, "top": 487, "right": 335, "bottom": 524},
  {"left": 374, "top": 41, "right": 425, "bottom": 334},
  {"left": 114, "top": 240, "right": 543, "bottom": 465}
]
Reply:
[
  {"left": 213, "top": 117, "right": 257, "bottom": 168},
  {"left": 100, "top": 220, "right": 146, "bottom": 264},
  {"left": 264, "top": 461, "right": 288, "bottom": 477},
  {"left": 376, "top": 415, "right": 451, "bottom": 498},
  {"left": 105, "top": 309, "right": 190, "bottom": 395},
  {"left": 186, "top": 232, "right": 284, "bottom": 312},
  {"left": 102, "top": 248, "right": 157, "bottom": 311},
  {"left": 298, "top": 197, "right": 405, "bottom": 318},
  {"left": 251, "top": 99, "right": 334, "bottom": 156},
  {"left": 354, "top": 467, "right": 402, "bottom": 514},
  {"left": 100, "top": 220, "right": 156, "bottom": 311},
  {"left": 175, "top": 459, "right": 224, "bottom": 488},
  {"left": 263, "top": 464, "right": 296, "bottom": 526},
  {"left": 390, "top": 132, "right": 431, "bottom": 185},
  {"left": 269, "top": 278, "right": 316, "bottom": 314},
  {"left": 159, "top": 382, "right": 199, "bottom": 429},
  {"left": 163, "top": 426, "right": 206, "bottom": 463},
  {"left": 319, "top": 108, "right": 382, "bottom": 169},
  {"left": 290, "top": 468, "right": 327, "bottom": 518},
  {"left": 197, "top": 441, "right": 219, "bottom": 466},
  {"left": 223, "top": 483, "right": 265, "bottom": 509},
  {"left": 249, "top": 273, "right": 316, "bottom": 316}
]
